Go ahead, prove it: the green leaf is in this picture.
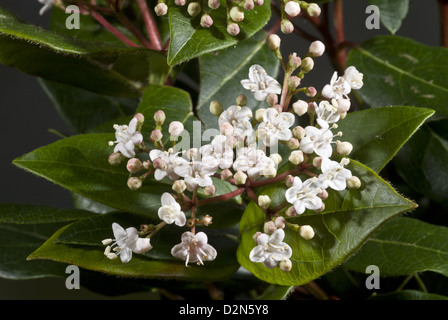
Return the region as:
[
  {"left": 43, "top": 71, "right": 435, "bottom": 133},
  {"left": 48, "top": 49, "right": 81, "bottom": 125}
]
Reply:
[
  {"left": 167, "top": 0, "right": 271, "bottom": 65},
  {"left": 347, "top": 36, "right": 448, "bottom": 121},
  {"left": 12, "top": 133, "right": 172, "bottom": 218},
  {"left": 197, "top": 31, "right": 280, "bottom": 130},
  {"left": 343, "top": 217, "right": 448, "bottom": 277},
  {"left": 0, "top": 204, "right": 95, "bottom": 279},
  {"left": 256, "top": 285, "right": 294, "bottom": 300},
  {"left": 237, "top": 160, "right": 416, "bottom": 286},
  {"left": 368, "top": 0, "right": 409, "bottom": 34},
  {"left": 393, "top": 121, "right": 448, "bottom": 208},
  {"left": 368, "top": 290, "right": 448, "bottom": 300},
  {"left": 0, "top": 6, "right": 169, "bottom": 97},
  {"left": 336, "top": 106, "right": 434, "bottom": 173},
  {"left": 28, "top": 212, "right": 240, "bottom": 281}
]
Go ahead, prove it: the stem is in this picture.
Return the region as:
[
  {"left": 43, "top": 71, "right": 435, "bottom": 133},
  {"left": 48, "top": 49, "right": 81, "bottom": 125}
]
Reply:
[
  {"left": 197, "top": 187, "right": 245, "bottom": 206},
  {"left": 303, "top": 281, "right": 329, "bottom": 300},
  {"left": 439, "top": 0, "right": 448, "bottom": 47},
  {"left": 147, "top": 221, "right": 167, "bottom": 238},
  {"left": 115, "top": 11, "right": 155, "bottom": 49},
  {"left": 413, "top": 273, "right": 428, "bottom": 293},
  {"left": 396, "top": 274, "right": 413, "bottom": 292},
  {"left": 250, "top": 167, "right": 300, "bottom": 189},
  {"left": 280, "top": 70, "right": 292, "bottom": 111},
  {"left": 136, "top": 0, "right": 163, "bottom": 51},
  {"left": 191, "top": 188, "right": 198, "bottom": 234},
  {"left": 245, "top": 187, "right": 259, "bottom": 204},
  {"left": 333, "top": 0, "right": 346, "bottom": 69}
]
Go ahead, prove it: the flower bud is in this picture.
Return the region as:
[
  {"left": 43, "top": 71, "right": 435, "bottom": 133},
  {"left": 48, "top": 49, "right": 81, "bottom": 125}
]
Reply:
[
  {"left": 172, "top": 180, "right": 187, "bottom": 193},
  {"left": 127, "top": 177, "right": 142, "bottom": 191},
  {"left": 263, "top": 221, "right": 277, "bottom": 233},
  {"left": 288, "top": 76, "right": 301, "bottom": 89},
  {"left": 175, "top": 0, "right": 186, "bottom": 5},
  {"left": 202, "top": 215, "right": 213, "bottom": 226},
  {"left": 281, "top": 19, "right": 294, "bottom": 34},
  {"left": 150, "top": 129, "right": 163, "bottom": 142},
  {"left": 301, "top": 57, "right": 314, "bottom": 72},
  {"left": 285, "top": 175, "right": 294, "bottom": 187},
  {"left": 263, "top": 166, "right": 277, "bottom": 178},
  {"left": 274, "top": 216, "right": 286, "bottom": 229},
  {"left": 252, "top": 231, "right": 263, "bottom": 242},
  {"left": 266, "top": 93, "right": 278, "bottom": 107},
  {"left": 347, "top": 176, "right": 361, "bottom": 189},
  {"left": 220, "top": 168, "right": 233, "bottom": 181},
  {"left": 292, "top": 100, "right": 308, "bottom": 116},
  {"left": 254, "top": 0, "right": 264, "bottom": 5},
  {"left": 169, "top": 121, "right": 184, "bottom": 137},
  {"left": 258, "top": 195, "right": 272, "bottom": 210},
  {"left": 285, "top": 206, "right": 297, "bottom": 217},
  {"left": 307, "top": 3, "right": 321, "bottom": 17},
  {"left": 126, "top": 158, "right": 143, "bottom": 173},
  {"left": 220, "top": 122, "right": 234, "bottom": 136},
  {"left": 286, "top": 137, "right": 300, "bottom": 149},
  {"left": 134, "top": 113, "right": 145, "bottom": 127},
  {"left": 187, "top": 2, "right": 201, "bottom": 17},
  {"left": 292, "top": 126, "right": 306, "bottom": 139},
  {"left": 269, "top": 153, "right": 282, "bottom": 166},
  {"left": 267, "top": 34, "right": 281, "bottom": 51},
  {"left": 288, "top": 150, "right": 304, "bottom": 165},
  {"left": 203, "top": 184, "right": 216, "bottom": 197},
  {"left": 154, "top": 2, "right": 168, "bottom": 16},
  {"left": 336, "top": 141, "right": 353, "bottom": 155},
  {"left": 234, "top": 171, "right": 247, "bottom": 185},
  {"left": 254, "top": 108, "right": 264, "bottom": 122},
  {"left": 209, "top": 100, "right": 223, "bottom": 116},
  {"left": 243, "top": 0, "right": 254, "bottom": 10},
  {"left": 273, "top": 104, "right": 283, "bottom": 114},
  {"left": 288, "top": 52, "right": 301, "bottom": 71},
  {"left": 284, "top": 1, "right": 301, "bottom": 17},
  {"left": 152, "top": 157, "right": 165, "bottom": 169},
  {"left": 308, "top": 40, "right": 325, "bottom": 57},
  {"left": 318, "top": 188, "right": 329, "bottom": 200},
  {"left": 142, "top": 160, "right": 151, "bottom": 170},
  {"left": 299, "top": 225, "right": 315, "bottom": 240},
  {"left": 230, "top": 6, "right": 244, "bottom": 22},
  {"left": 313, "top": 156, "right": 322, "bottom": 169},
  {"left": 279, "top": 258, "right": 292, "bottom": 272},
  {"left": 208, "top": 0, "right": 220, "bottom": 9},
  {"left": 236, "top": 94, "right": 247, "bottom": 106},
  {"left": 153, "top": 110, "right": 166, "bottom": 126},
  {"left": 336, "top": 98, "right": 351, "bottom": 113},
  {"left": 108, "top": 152, "right": 124, "bottom": 166},
  {"left": 200, "top": 14, "right": 214, "bottom": 28},
  {"left": 227, "top": 22, "right": 240, "bottom": 36},
  {"left": 305, "top": 86, "right": 317, "bottom": 97}
]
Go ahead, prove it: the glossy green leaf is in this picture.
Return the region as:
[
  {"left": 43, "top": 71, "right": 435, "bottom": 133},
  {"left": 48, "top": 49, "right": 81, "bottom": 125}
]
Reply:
[
  {"left": 167, "top": 0, "right": 271, "bottom": 65},
  {"left": 344, "top": 217, "right": 448, "bottom": 277},
  {"left": 394, "top": 121, "right": 448, "bottom": 208},
  {"left": 256, "top": 285, "right": 294, "bottom": 300},
  {"left": 12, "top": 133, "right": 172, "bottom": 218},
  {"left": 347, "top": 36, "right": 448, "bottom": 120},
  {"left": 336, "top": 106, "right": 434, "bottom": 172},
  {"left": 29, "top": 212, "right": 240, "bottom": 281},
  {"left": 368, "top": 0, "right": 409, "bottom": 34},
  {"left": 0, "top": 6, "right": 169, "bottom": 97},
  {"left": 368, "top": 290, "right": 448, "bottom": 300},
  {"left": 237, "top": 160, "right": 416, "bottom": 286},
  {"left": 197, "top": 31, "right": 280, "bottom": 130}
]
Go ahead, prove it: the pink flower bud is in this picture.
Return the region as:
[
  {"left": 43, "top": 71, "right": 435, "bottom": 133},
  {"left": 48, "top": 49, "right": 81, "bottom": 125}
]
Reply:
[
  {"left": 308, "top": 40, "right": 325, "bottom": 57},
  {"left": 274, "top": 216, "right": 286, "bottom": 229},
  {"left": 150, "top": 129, "right": 163, "bottom": 142},
  {"left": 153, "top": 157, "right": 165, "bottom": 169},
  {"left": 203, "top": 185, "right": 216, "bottom": 197},
  {"left": 288, "top": 76, "right": 301, "bottom": 89},
  {"left": 318, "top": 188, "right": 329, "bottom": 200},
  {"left": 134, "top": 113, "right": 145, "bottom": 125},
  {"left": 285, "top": 175, "right": 294, "bottom": 188},
  {"left": 154, "top": 2, "right": 168, "bottom": 16},
  {"left": 306, "top": 86, "right": 317, "bottom": 97},
  {"left": 126, "top": 158, "right": 143, "bottom": 174},
  {"left": 286, "top": 206, "right": 297, "bottom": 217},
  {"left": 127, "top": 177, "right": 142, "bottom": 191},
  {"left": 243, "top": 0, "right": 254, "bottom": 10},
  {"left": 254, "top": 0, "right": 264, "bottom": 5},
  {"left": 168, "top": 121, "right": 184, "bottom": 137},
  {"left": 266, "top": 93, "right": 278, "bottom": 107},
  {"left": 153, "top": 110, "right": 166, "bottom": 125},
  {"left": 220, "top": 168, "right": 233, "bottom": 181},
  {"left": 281, "top": 19, "right": 294, "bottom": 34},
  {"left": 284, "top": 1, "right": 301, "bottom": 17},
  {"left": 208, "top": 0, "right": 220, "bottom": 9},
  {"left": 175, "top": 0, "right": 186, "bottom": 5},
  {"left": 307, "top": 3, "right": 321, "bottom": 17},
  {"left": 286, "top": 137, "right": 300, "bottom": 149},
  {"left": 200, "top": 14, "right": 213, "bottom": 28},
  {"left": 227, "top": 23, "right": 240, "bottom": 36},
  {"left": 292, "top": 100, "right": 308, "bottom": 116},
  {"left": 263, "top": 221, "right": 277, "bottom": 233}
]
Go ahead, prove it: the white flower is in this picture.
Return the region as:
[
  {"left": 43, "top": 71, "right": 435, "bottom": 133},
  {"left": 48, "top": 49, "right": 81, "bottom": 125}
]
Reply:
[
  {"left": 344, "top": 66, "right": 364, "bottom": 90},
  {"left": 109, "top": 118, "right": 143, "bottom": 158},
  {"left": 318, "top": 157, "right": 352, "bottom": 191},
  {"left": 174, "top": 160, "right": 218, "bottom": 191},
  {"left": 315, "top": 100, "right": 340, "bottom": 129},
  {"left": 300, "top": 126, "right": 336, "bottom": 158},
  {"left": 257, "top": 108, "right": 295, "bottom": 147},
  {"left": 158, "top": 193, "right": 186, "bottom": 226},
  {"left": 285, "top": 177, "right": 323, "bottom": 214},
  {"left": 249, "top": 229, "right": 292, "bottom": 269},
  {"left": 103, "top": 223, "right": 152, "bottom": 263},
  {"left": 38, "top": 0, "right": 55, "bottom": 15},
  {"left": 232, "top": 146, "right": 275, "bottom": 180},
  {"left": 150, "top": 149, "right": 188, "bottom": 181},
  {"left": 171, "top": 231, "right": 217, "bottom": 266},
  {"left": 241, "top": 65, "right": 282, "bottom": 101},
  {"left": 321, "top": 71, "right": 351, "bottom": 100},
  {"left": 218, "top": 105, "right": 253, "bottom": 138},
  {"left": 199, "top": 135, "right": 234, "bottom": 170}
]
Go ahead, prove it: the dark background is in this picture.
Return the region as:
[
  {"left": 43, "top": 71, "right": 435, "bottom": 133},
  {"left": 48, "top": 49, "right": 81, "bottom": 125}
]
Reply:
[{"left": 0, "top": 0, "right": 441, "bottom": 299}]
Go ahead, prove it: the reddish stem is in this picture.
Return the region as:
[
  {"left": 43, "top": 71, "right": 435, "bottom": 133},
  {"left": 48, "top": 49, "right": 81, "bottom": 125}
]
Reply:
[
  {"left": 197, "top": 187, "right": 245, "bottom": 206},
  {"left": 250, "top": 167, "right": 300, "bottom": 189},
  {"left": 136, "top": 0, "right": 163, "bottom": 51},
  {"left": 439, "top": 0, "right": 448, "bottom": 47},
  {"left": 333, "top": 0, "right": 346, "bottom": 69}
]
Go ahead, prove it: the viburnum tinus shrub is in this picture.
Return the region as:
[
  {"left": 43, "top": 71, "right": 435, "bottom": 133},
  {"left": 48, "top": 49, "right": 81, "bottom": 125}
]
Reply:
[{"left": 1, "top": 0, "right": 447, "bottom": 301}]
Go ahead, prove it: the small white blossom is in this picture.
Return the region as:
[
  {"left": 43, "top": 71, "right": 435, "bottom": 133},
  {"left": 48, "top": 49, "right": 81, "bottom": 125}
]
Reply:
[
  {"left": 285, "top": 176, "right": 323, "bottom": 214},
  {"left": 38, "top": 0, "right": 55, "bottom": 15},
  {"left": 219, "top": 105, "right": 253, "bottom": 138},
  {"left": 249, "top": 229, "right": 292, "bottom": 269},
  {"left": 232, "top": 146, "right": 275, "bottom": 180},
  {"left": 300, "top": 126, "right": 337, "bottom": 158},
  {"left": 109, "top": 118, "right": 143, "bottom": 158},
  {"left": 318, "top": 157, "right": 352, "bottom": 191},
  {"left": 241, "top": 65, "right": 282, "bottom": 101},
  {"left": 103, "top": 223, "right": 152, "bottom": 263},
  {"left": 171, "top": 231, "right": 217, "bottom": 266},
  {"left": 199, "top": 135, "right": 234, "bottom": 170},
  {"left": 174, "top": 160, "right": 219, "bottom": 191},
  {"left": 257, "top": 108, "right": 296, "bottom": 147},
  {"left": 315, "top": 100, "right": 340, "bottom": 129},
  {"left": 150, "top": 149, "right": 188, "bottom": 181},
  {"left": 158, "top": 193, "right": 186, "bottom": 226},
  {"left": 321, "top": 71, "right": 351, "bottom": 100},
  {"left": 343, "top": 66, "right": 364, "bottom": 90}
]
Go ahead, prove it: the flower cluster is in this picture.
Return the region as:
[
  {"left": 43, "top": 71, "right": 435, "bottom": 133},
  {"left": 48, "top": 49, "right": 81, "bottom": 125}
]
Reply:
[{"left": 104, "top": 34, "right": 363, "bottom": 273}]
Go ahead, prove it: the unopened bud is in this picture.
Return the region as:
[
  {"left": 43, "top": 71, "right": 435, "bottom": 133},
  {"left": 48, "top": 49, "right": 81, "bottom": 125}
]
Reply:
[
  {"left": 307, "top": 3, "right": 321, "bottom": 17},
  {"left": 236, "top": 94, "right": 247, "bottom": 106},
  {"left": 187, "top": 2, "right": 201, "bottom": 17},
  {"left": 279, "top": 258, "right": 292, "bottom": 272},
  {"left": 285, "top": 175, "right": 295, "bottom": 187},
  {"left": 127, "top": 177, "right": 142, "bottom": 191},
  {"left": 267, "top": 34, "right": 281, "bottom": 51},
  {"left": 308, "top": 40, "right": 325, "bottom": 58},
  {"left": 220, "top": 168, "right": 233, "bottom": 181},
  {"left": 286, "top": 206, "right": 297, "bottom": 217},
  {"left": 288, "top": 53, "right": 301, "bottom": 71},
  {"left": 284, "top": 1, "right": 301, "bottom": 17},
  {"left": 154, "top": 2, "right": 168, "bottom": 16},
  {"left": 269, "top": 153, "right": 282, "bottom": 166},
  {"left": 200, "top": 14, "right": 214, "bottom": 28},
  {"left": 208, "top": 0, "right": 220, "bottom": 9},
  {"left": 108, "top": 152, "right": 124, "bottom": 166},
  {"left": 347, "top": 176, "right": 361, "bottom": 189},
  {"left": 299, "top": 225, "right": 315, "bottom": 240},
  {"left": 305, "top": 86, "right": 317, "bottom": 97},
  {"left": 203, "top": 184, "right": 216, "bottom": 197},
  {"left": 202, "top": 215, "right": 213, "bottom": 226},
  {"left": 274, "top": 216, "right": 286, "bottom": 229},
  {"left": 336, "top": 98, "right": 351, "bottom": 113},
  {"left": 292, "top": 126, "right": 306, "bottom": 139},
  {"left": 273, "top": 104, "right": 283, "bottom": 114},
  {"left": 134, "top": 113, "right": 145, "bottom": 127},
  {"left": 210, "top": 101, "right": 223, "bottom": 116},
  {"left": 336, "top": 141, "right": 353, "bottom": 155},
  {"left": 153, "top": 110, "right": 166, "bottom": 125},
  {"left": 254, "top": 0, "right": 264, "bottom": 5},
  {"left": 227, "top": 22, "right": 240, "bottom": 36},
  {"left": 313, "top": 156, "right": 322, "bottom": 169},
  {"left": 243, "top": 0, "right": 254, "bottom": 10},
  {"left": 288, "top": 76, "right": 301, "bottom": 89},
  {"left": 169, "top": 121, "right": 184, "bottom": 137},
  {"left": 126, "top": 158, "right": 143, "bottom": 173},
  {"left": 301, "top": 57, "right": 314, "bottom": 72},
  {"left": 286, "top": 137, "right": 300, "bottom": 149},
  {"left": 172, "top": 180, "right": 187, "bottom": 193},
  {"left": 142, "top": 160, "right": 151, "bottom": 170},
  {"left": 292, "top": 100, "right": 308, "bottom": 116},
  {"left": 175, "top": 0, "right": 186, "bottom": 5},
  {"left": 230, "top": 6, "right": 244, "bottom": 22},
  {"left": 234, "top": 171, "right": 247, "bottom": 185},
  {"left": 152, "top": 157, "right": 165, "bottom": 169},
  {"left": 254, "top": 109, "right": 264, "bottom": 123},
  {"left": 281, "top": 19, "right": 294, "bottom": 34},
  {"left": 339, "top": 111, "right": 347, "bottom": 120},
  {"left": 318, "top": 188, "right": 329, "bottom": 200},
  {"left": 263, "top": 221, "right": 277, "bottom": 233},
  {"left": 150, "top": 129, "right": 163, "bottom": 142},
  {"left": 258, "top": 195, "right": 271, "bottom": 210},
  {"left": 252, "top": 231, "right": 263, "bottom": 242},
  {"left": 263, "top": 166, "right": 277, "bottom": 178},
  {"left": 289, "top": 150, "right": 304, "bottom": 165}
]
